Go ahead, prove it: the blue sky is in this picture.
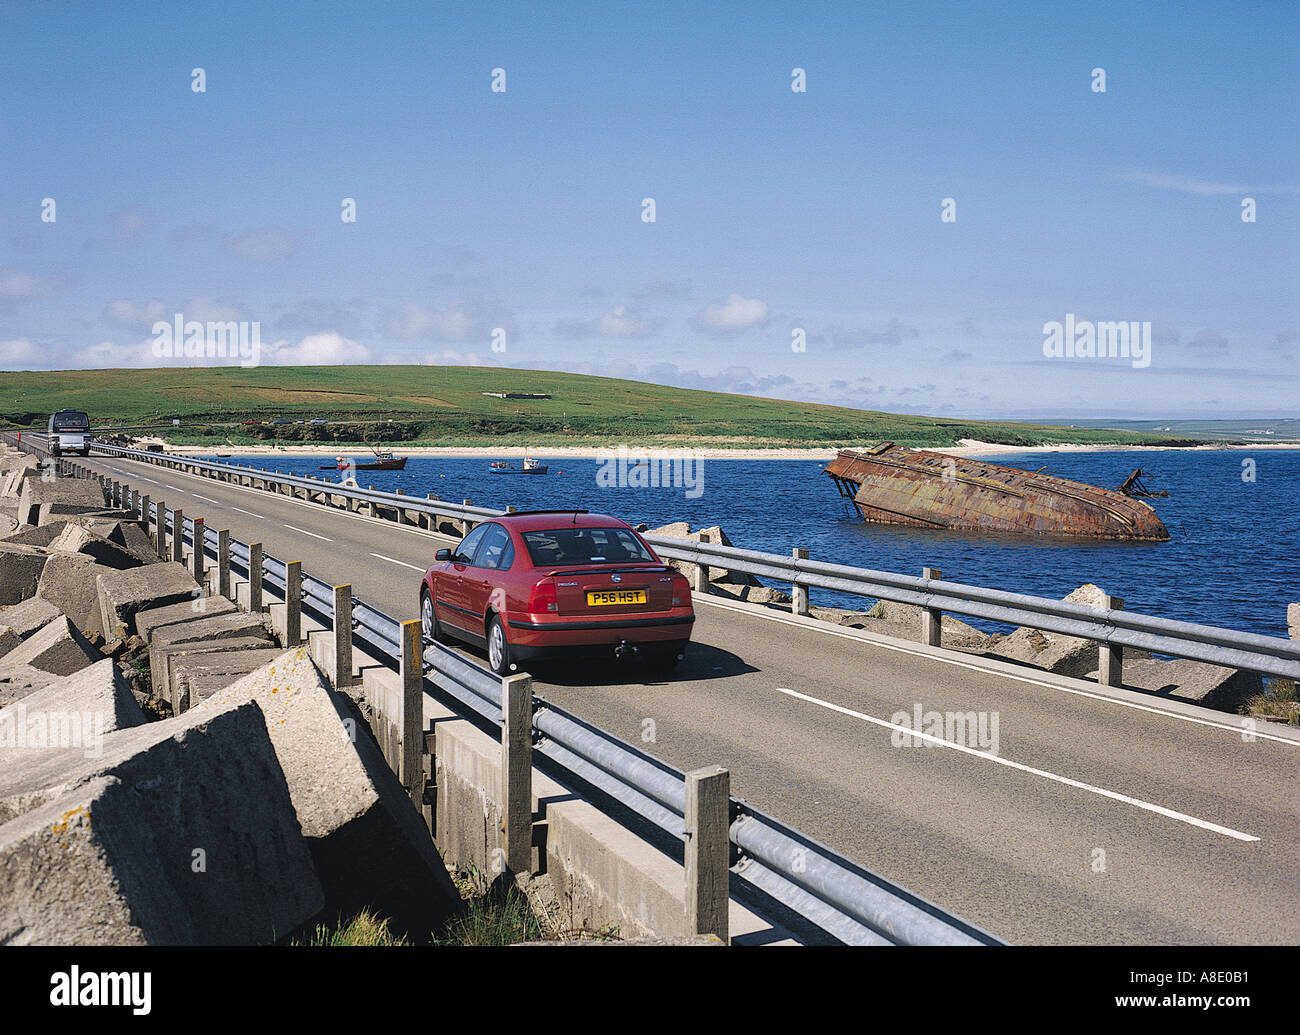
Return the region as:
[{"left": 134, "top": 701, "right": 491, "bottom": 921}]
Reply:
[{"left": 1, "top": 0, "right": 1296, "bottom": 418}]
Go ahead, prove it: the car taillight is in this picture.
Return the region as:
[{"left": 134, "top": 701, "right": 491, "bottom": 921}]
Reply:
[
  {"left": 671, "top": 575, "right": 691, "bottom": 608},
  {"left": 528, "top": 579, "right": 558, "bottom": 613}
]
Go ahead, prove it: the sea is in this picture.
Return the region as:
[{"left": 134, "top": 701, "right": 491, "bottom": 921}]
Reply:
[{"left": 224, "top": 448, "right": 1300, "bottom": 640}]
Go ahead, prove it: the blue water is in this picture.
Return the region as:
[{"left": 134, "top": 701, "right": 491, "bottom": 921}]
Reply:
[{"left": 226, "top": 449, "right": 1300, "bottom": 639}]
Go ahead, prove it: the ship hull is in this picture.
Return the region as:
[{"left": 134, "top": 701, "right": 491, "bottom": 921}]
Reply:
[{"left": 825, "top": 444, "right": 1169, "bottom": 541}]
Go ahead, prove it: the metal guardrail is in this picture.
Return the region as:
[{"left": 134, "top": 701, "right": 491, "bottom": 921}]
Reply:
[
  {"left": 70, "top": 436, "right": 1300, "bottom": 682},
  {"left": 5, "top": 432, "right": 1002, "bottom": 946}
]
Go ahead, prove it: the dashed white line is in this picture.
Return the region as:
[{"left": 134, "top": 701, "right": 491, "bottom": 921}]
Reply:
[
  {"left": 231, "top": 507, "right": 265, "bottom": 519},
  {"left": 370, "top": 552, "right": 425, "bottom": 572},
  {"left": 191, "top": 493, "right": 219, "bottom": 504},
  {"left": 775, "top": 686, "right": 1260, "bottom": 843},
  {"left": 284, "top": 524, "right": 333, "bottom": 542},
  {"left": 701, "top": 596, "right": 1300, "bottom": 748}
]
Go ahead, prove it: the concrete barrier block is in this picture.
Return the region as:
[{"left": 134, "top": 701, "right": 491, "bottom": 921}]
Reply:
[
  {"left": 48, "top": 524, "right": 143, "bottom": 571},
  {"left": 0, "top": 615, "right": 100, "bottom": 676},
  {"left": 0, "top": 628, "right": 19, "bottom": 661},
  {"left": 151, "top": 636, "right": 276, "bottom": 707},
  {"left": 96, "top": 562, "right": 202, "bottom": 640},
  {"left": 17, "top": 478, "right": 106, "bottom": 526},
  {"left": 0, "top": 543, "right": 49, "bottom": 605},
  {"left": 194, "top": 649, "right": 461, "bottom": 939},
  {"left": 0, "top": 664, "right": 61, "bottom": 709},
  {"left": 0, "top": 597, "right": 60, "bottom": 640},
  {"left": 170, "top": 647, "right": 288, "bottom": 713},
  {"left": 1, "top": 523, "right": 65, "bottom": 548},
  {"left": 135, "top": 595, "right": 237, "bottom": 642},
  {"left": 0, "top": 659, "right": 145, "bottom": 767},
  {"left": 35, "top": 553, "right": 106, "bottom": 637},
  {"left": 0, "top": 699, "right": 325, "bottom": 944}
]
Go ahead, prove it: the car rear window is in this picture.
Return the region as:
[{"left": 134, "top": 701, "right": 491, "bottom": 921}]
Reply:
[
  {"left": 521, "top": 527, "right": 654, "bottom": 566},
  {"left": 51, "top": 412, "right": 89, "bottom": 431}
]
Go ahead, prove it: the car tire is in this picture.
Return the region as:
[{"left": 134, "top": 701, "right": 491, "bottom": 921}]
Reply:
[
  {"left": 486, "top": 614, "right": 513, "bottom": 675},
  {"left": 420, "top": 589, "right": 444, "bottom": 645}
]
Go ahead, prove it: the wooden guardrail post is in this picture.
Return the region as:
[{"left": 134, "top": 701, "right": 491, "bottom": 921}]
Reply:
[
  {"left": 154, "top": 501, "right": 166, "bottom": 558},
  {"left": 1099, "top": 595, "right": 1124, "bottom": 687},
  {"left": 400, "top": 619, "right": 423, "bottom": 804},
  {"left": 693, "top": 531, "right": 711, "bottom": 594},
  {"left": 139, "top": 492, "right": 150, "bottom": 528},
  {"left": 217, "top": 529, "right": 231, "bottom": 598},
  {"left": 285, "top": 560, "right": 302, "bottom": 645},
  {"left": 191, "top": 518, "right": 206, "bottom": 585},
  {"left": 501, "top": 673, "right": 533, "bottom": 876},
  {"left": 685, "top": 765, "right": 730, "bottom": 942},
  {"left": 791, "top": 548, "right": 809, "bottom": 616},
  {"left": 461, "top": 500, "right": 472, "bottom": 535},
  {"left": 333, "top": 584, "right": 353, "bottom": 688},
  {"left": 921, "top": 567, "right": 943, "bottom": 647},
  {"left": 171, "top": 508, "right": 184, "bottom": 562},
  {"left": 248, "top": 542, "right": 263, "bottom": 613}
]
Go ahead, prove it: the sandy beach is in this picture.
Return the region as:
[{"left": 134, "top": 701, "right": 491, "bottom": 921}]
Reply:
[{"left": 148, "top": 437, "right": 1300, "bottom": 461}]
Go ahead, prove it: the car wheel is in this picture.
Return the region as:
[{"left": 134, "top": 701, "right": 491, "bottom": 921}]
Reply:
[
  {"left": 420, "top": 590, "right": 443, "bottom": 645},
  {"left": 486, "top": 614, "right": 513, "bottom": 675}
]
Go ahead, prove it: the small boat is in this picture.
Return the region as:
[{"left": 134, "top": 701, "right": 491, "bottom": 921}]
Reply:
[
  {"left": 489, "top": 456, "right": 548, "bottom": 474},
  {"left": 319, "top": 448, "right": 407, "bottom": 472}
]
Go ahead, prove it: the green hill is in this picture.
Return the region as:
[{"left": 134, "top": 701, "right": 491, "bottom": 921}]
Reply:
[{"left": 0, "top": 364, "right": 1203, "bottom": 449}]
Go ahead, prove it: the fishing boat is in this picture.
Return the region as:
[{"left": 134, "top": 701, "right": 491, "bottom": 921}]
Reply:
[
  {"left": 489, "top": 456, "right": 548, "bottom": 475},
  {"left": 319, "top": 447, "right": 407, "bottom": 472},
  {"left": 824, "top": 443, "right": 1169, "bottom": 540}
]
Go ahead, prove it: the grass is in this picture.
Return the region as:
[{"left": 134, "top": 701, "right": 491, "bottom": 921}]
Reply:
[
  {"left": 0, "top": 363, "right": 1205, "bottom": 450},
  {"left": 1241, "top": 678, "right": 1300, "bottom": 726},
  {"left": 291, "top": 910, "right": 410, "bottom": 946},
  {"left": 865, "top": 600, "right": 889, "bottom": 619}
]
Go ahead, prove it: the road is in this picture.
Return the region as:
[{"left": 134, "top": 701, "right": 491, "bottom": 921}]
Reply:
[{"left": 67, "top": 447, "right": 1300, "bottom": 945}]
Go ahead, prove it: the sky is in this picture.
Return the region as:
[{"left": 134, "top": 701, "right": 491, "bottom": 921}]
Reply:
[{"left": 1, "top": 0, "right": 1297, "bottom": 419}]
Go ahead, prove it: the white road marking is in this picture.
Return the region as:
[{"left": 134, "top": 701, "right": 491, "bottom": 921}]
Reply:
[
  {"left": 162, "top": 484, "right": 182, "bottom": 492},
  {"left": 371, "top": 552, "right": 425, "bottom": 571},
  {"left": 191, "top": 493, "right": 219, "bottom": 504},
  {"left": 231, "top": 507, "right": 265, "bottom": 519},
  {"left": 700, "top": 596, "right": 1300, "bottom": 749},
  {"left": 775, "top": 686, "right": 1260, "bottom": 842},
  {"left": 284, "top": 524, "right": 333, "bottom": 542}
]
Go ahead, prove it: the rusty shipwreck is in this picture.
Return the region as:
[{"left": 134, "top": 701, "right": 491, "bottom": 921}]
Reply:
[{"left": 824, "top": 443, "right": 1169, "bottom": 541}]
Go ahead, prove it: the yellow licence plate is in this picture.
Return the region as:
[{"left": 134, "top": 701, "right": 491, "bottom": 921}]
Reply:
[{"left": 587, "top": 589, "right": 647, "bottom": 607}]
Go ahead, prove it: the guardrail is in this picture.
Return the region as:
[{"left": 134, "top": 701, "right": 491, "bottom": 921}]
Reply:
[
  {"left": 59, "top": 435, "right": 1300, "bottom": 684},
  {"left": 5, "top": 434, "right": 1000, "bottom": 946}
]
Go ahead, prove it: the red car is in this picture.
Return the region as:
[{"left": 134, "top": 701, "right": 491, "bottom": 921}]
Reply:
[{"left": 419, "top": 510, "right": 694, "bottom": 674}]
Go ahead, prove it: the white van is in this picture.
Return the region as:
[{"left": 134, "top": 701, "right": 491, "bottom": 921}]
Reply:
[{"left": 47, "top": 409, "right": 91, "bottom": 456}]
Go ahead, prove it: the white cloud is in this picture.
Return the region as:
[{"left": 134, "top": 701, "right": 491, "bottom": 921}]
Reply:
[
  {"left": 698, "top": 292, "right": 769, "bottom": 331},
  {"left": 0, "top": 338, "right": 42, "bottom": 366},
  {"left": 1121, "top": 171, "right": 1250, "bottom": 196},
  {"left": 261, "top": 332, "right": 372, "bottom": 365},
  {"left": 0, "top": 269, "right": 66, "bottom": 308},
  {"left": 226, "top": 228, "right": 296, "bottom": 261},
  {"left": 104, "top": 299, "right": 168, "bottom": 328}
]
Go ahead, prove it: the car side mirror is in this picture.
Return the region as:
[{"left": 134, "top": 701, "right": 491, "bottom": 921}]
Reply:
[{"left": 435, "top": 549, "right": 451, "bottom": 561}]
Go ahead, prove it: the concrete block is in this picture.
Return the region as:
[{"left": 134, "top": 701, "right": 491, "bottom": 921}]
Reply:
[
  {"left": 151, "top": 636, "right": 276, "bottom": 708},
  {"left": 0, "top": 615, "right": 100, "bottom": 676},
  {"left": 1289, "top": 603, "right": 1299, "bottom": 641},
  {"left": 194, "top": 649, "right": 461, "bottom": 939},
  {"left": 0, "top": 543, "right": 49, "bottom": 605},
  {"left": 17, "top": 477, "right": 106, "bottom": 526},
  {"left": 0, "top": 659, "right": 145, "bottom": 767},
  {"left": 35, "top": 553, "right": 106, "bottom": 637},
  {"left": 0, "top": 597, "right": 60, "bottom": 640},
  {"left": 0, "top": 699, "right": 325, "bottom": 944},
  {"left": 0, "top": 628, "right": 19, "bottom": 661},
  {"left": 135, "top": 595, "right": 237, "bottom": 642},
  {"left": 0, "top": 664, "right": 61, "bottom": 709},
  {"left": 170, "top": 647, "right": 288, "bottom": 714},
  {"left": 1, "top": 522, "right": 65, "bottom": 548},
  {"left": 96, "top": 562, "right": 202, "bottom": 640},
  {"left": 48, "top": 524, "right": 142, "bottom": 570},
  {"left": 63, "top": 513, "right": 159, "bottom": 565},
  {"left": 1095, "top": 657, "right": 1265, "bottom": 713}
]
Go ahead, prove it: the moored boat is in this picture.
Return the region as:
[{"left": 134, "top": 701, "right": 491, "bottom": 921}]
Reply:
[
  {"left": 319, "top": 448, "right": 407, "bottom": 471},
  {"left": 489, "top": 456, "right": 549, "bottom": 474},
  {"left": 824, "top": 443, "right": 1169, "bottom": 540}
]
